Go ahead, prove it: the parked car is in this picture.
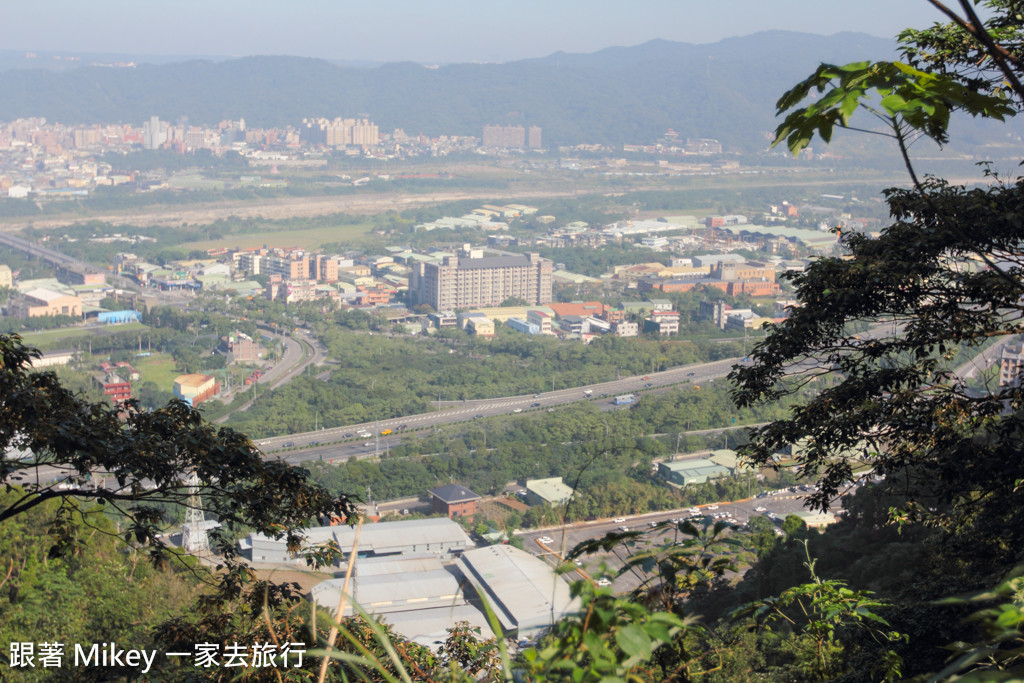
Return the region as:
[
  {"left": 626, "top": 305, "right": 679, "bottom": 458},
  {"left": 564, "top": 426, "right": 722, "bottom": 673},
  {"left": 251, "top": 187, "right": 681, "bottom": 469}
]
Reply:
[{"left": 596, "top": 578, "right": 612, "bottom": 587}]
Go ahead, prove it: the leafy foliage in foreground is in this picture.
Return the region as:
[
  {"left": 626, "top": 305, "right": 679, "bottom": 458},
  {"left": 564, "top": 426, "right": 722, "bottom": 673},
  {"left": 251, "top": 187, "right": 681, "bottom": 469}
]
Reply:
[{"left": 0, "top": 333, "right": 355, "bottom": 567}]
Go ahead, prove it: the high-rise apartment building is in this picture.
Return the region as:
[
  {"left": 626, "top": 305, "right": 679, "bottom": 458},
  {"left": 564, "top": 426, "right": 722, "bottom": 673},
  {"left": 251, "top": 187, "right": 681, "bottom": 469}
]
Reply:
[
  {"left": 411, "top": 249, "right": 553, "bottom": 311},
  {"left": 301, "top": 118, "right": 379, "bottom": 147},
  {"left": 314, "top": 254, "right": 339, "bottom": 282},
  {"left": 528, "top": 126, "right": 542, "bottom": 149},
  {"left": 482, "top": 125, "right": 526, "bottom": 148},
  {"left": 143, "top": 116, "right": 167, "bottom": 150},
  {"left": 235, "top": 252, "right": 263, "bottom": 276},
  {"left": 264, "top": 254, "right": 310, "bottom": 280}
]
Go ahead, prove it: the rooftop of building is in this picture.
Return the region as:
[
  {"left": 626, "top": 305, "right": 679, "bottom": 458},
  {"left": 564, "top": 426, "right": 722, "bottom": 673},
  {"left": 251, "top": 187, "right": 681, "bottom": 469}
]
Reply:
[
  {"left": 459, "top": 254, "right": 533, "bottom": 269},
  {"left": 428, "top": 483, "right": 481, "bottom": 504},
  {"left": 173, "top": 373, "right": 215, "bottom": 388},
  {"left": 251, "top": 517, "right": 473, "bottom": 556},
  {"left": 526, "top": 477, "right": 574, "bottom": 503},
  {"left": 458, "top": 544, "right": 578, "bottom": 634},
  {"left": 23, "top": 287, "right": 77, "bottom": 302}
]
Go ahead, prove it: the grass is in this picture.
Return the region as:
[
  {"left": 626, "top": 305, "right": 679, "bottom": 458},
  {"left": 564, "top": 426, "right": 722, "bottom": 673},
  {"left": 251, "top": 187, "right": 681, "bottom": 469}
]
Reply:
[
  {"left": 133, "top": 352, "right": 181, "bottom": 389},
  {"left": 167, "top": 173, "right": 225, "bottom": 190},
  {"left": 21, "top": 322, "right": 149, "bottom": 351},
  {"left": 179, "top": 222, "right": 375, "bottom": 251}
]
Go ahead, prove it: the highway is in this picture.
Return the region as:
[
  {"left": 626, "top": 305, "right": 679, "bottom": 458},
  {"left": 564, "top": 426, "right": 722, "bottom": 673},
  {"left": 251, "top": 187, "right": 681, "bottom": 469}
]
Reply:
[
  {"left": 254, "top": 356, "right": 749, "bottom": 461},
  {"left": 214, "top": 327, "right": 325, "bottom": 423}
]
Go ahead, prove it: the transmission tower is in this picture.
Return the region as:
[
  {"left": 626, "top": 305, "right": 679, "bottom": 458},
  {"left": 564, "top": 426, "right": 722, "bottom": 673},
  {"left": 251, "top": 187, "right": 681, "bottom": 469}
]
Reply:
[{"left": 181, "top": 470, "right": 210, "bottom": 555}]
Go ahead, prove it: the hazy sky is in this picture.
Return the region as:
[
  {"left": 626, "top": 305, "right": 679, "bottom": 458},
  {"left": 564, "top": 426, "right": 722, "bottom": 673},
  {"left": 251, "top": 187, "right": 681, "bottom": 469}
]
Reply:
[{"left": 5, "top": 1, "right": 948, "bottom": 64}]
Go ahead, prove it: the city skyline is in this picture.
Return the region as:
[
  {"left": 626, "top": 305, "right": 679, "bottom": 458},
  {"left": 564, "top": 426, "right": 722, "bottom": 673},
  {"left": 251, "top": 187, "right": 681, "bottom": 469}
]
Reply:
[{"left": 4, "top": 1, "right": 947, "bottom": 66}]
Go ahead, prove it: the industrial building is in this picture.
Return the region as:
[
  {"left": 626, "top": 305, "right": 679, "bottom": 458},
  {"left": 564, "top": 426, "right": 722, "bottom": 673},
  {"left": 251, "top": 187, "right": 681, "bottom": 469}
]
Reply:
[
  {"left": 172, "top": 374, "right": 220, "bottom": 406},
  {"left": 524, "top": 477, "right": 575, "bottom": 506},
  {"left": 657, "top": 458, "right": 731, "bottom": 487},
  {"left": 240, "top": 517, "right": 473, "bottom": 565},
  {"left": 312, "top": 554, "right": 491, "bottom": 649},
  {"left": 506, "top": 317, "right": 541, "bottom": 335},
  {"left": 266, "top": 519, "right": 581, "bottom": 648},
  {"left": 313, "top": 557, "right": 461, "bottom": 618},
  {"left": 28, "top": 349, "right": 76, "bottom": 369},
  {"left": 12, "top": 288, "right": 83, "bottom": 318},
  {"left": 458, "top": 545, "right": 578, "bottom": 640},
  {"left": 315, "top": 544, "right": 580, "bottom": 643}
]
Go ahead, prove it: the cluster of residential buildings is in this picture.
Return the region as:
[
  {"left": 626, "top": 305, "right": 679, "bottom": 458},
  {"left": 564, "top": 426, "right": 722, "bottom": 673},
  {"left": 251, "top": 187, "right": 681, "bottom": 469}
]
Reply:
[
  {"left": 419, "top": 299, "right": 675, "bottom": 341},
  {"left": 114, "top": 240, "right": 560, "bottom": 314},
  {"left": 0, "top": 116, "right": 545, "bottom": 199},
  {"left": 64, "top": 335, "right": 251, "bottom": 407},
  {"left": 93, "top": 360, "right": 138, "bottom": 405}
]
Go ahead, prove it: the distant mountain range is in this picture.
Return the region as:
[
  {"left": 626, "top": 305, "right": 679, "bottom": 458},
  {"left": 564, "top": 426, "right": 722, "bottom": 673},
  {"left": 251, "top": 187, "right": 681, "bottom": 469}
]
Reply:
[{"left": 0, "top": 32, "right": 910, "bottom": 150}]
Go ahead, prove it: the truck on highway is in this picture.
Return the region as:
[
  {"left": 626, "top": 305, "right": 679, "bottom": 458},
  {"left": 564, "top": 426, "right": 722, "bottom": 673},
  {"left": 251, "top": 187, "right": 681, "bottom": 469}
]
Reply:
[{"left": 613, "top": 394, "right": 635, "bottom": 405}]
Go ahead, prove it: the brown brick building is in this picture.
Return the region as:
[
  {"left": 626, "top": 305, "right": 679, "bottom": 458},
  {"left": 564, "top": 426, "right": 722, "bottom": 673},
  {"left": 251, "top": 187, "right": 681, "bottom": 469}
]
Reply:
[{"left": 428, "top": 484, "right": 481, "bottom": 519}]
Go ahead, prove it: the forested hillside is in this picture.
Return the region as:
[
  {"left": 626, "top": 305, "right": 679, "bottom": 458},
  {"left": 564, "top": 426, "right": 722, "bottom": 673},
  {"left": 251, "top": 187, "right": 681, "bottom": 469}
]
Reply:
[{"left": 0, "top": 31, "right": 896, "bottom": 149}]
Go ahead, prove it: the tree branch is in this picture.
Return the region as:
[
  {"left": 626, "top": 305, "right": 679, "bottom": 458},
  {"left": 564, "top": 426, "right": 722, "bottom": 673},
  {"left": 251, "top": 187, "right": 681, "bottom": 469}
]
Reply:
[{"left": 925, "top": 0, "right": 1024, "bottom": 101}]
